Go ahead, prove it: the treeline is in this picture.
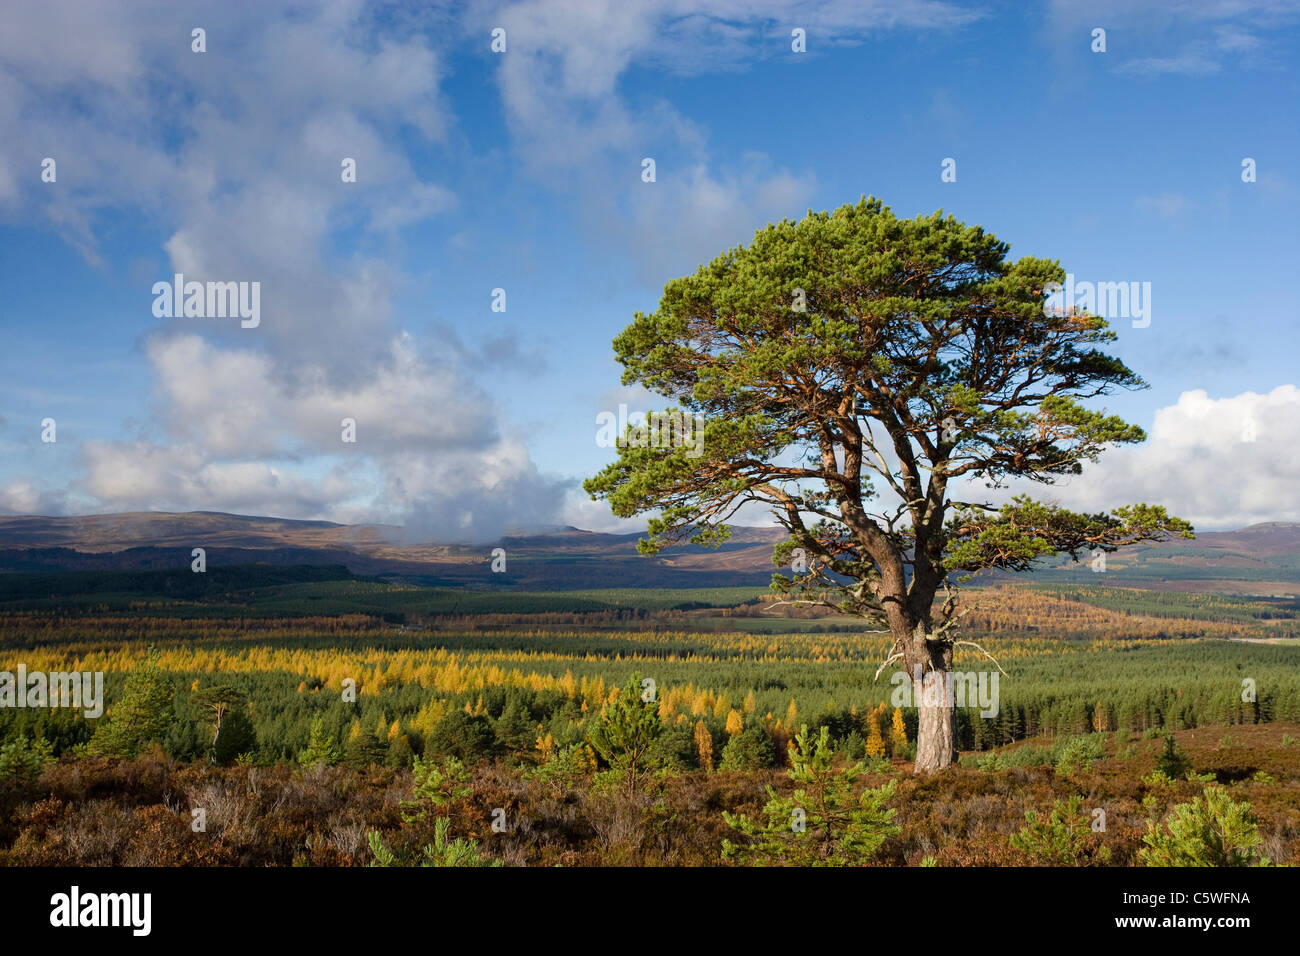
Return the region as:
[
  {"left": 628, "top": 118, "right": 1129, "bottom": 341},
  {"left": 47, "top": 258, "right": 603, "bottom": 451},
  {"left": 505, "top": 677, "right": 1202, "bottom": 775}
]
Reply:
[
  {"left": 1024, "top": 584, "right": 1300, "bottom": 623},
  {"left": 0, "top": 573, "right": 767, "bottom": 620},
  {"left": 0, "top": 565, "right": 357, "bottom": 605}
]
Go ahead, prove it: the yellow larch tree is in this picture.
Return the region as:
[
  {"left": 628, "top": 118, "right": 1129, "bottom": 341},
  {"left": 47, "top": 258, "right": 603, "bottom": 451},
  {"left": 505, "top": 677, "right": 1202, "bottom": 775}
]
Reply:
[
  {"left": 890, "top": 707, "right": 908, "bottom": 755},
  {"left": 694, "top": 719, "right": 714, "bottom": 772},
  {"left": 725, "top": 708, "right": 744, "bottom": 737},
  {"left": 865, "top": 706, "right": 886, "bottom": 758}
]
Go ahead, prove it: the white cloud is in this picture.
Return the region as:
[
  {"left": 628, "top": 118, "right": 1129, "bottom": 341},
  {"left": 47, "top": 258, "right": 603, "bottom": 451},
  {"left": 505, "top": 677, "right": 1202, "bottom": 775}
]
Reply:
[
  {"left": 990, "top": 387, "right": 1300, "bottom": 530},
  {"left": 145, "top": 333, "right": 499, "bottom": 458},
  {"left": 0, "top": 479, "right": 77, "bottom": 516},
  {"left": 1044, "top": 0, "right": 1300, "bottom": 76},
  {"left": 79, "top": 441, "right": 363, "bottom": 519}
]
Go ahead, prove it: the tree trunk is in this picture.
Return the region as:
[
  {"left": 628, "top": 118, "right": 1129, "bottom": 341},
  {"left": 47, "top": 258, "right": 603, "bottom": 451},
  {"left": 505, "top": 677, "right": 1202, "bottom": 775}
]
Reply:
[
  {"left": 913, "top": 666, "right": 956, "bottom": 773},
  {"left": 904, "top": 627, "right": 956, "bottom": 774}
]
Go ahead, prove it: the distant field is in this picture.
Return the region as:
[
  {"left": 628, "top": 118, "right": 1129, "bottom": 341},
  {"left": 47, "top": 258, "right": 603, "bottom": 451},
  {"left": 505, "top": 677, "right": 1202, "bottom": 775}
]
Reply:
[
  {"left": 1020, "top": 583, "right": 1300, "bottom": 623},
  {"left": 6, "top": 566, "right": 1300, "bottom": 651},
  {"left": 0, "top": 566, "right": 769, "bottom": 617}
]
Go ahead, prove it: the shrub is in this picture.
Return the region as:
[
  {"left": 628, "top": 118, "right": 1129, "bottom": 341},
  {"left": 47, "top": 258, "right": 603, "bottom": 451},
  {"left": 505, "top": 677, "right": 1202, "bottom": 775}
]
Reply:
[
  {"left": 1055, "top": 735, "right": 1106, "bottom": 775},
  {"left": 1154, "top": 735, "right": 1192, "bottom": 781},
  {"left": 975, "top": 751, "right": 1004, "bottom": 773},
  {"left": 1002, "top": 743, "right": 1055, "bottom": 768},
  {"left": 368, "top": 818, "right": 499, "bottom": 868},
  {"left": 722, "top": 725, "right": 898, "bottom": 866},
  {"left": 720, "top": 726, "right": 777, "bottom": 772},
  {"left": 426, "top": 711, "right": 499, "bottom": 763},
  {"left": 1010, "top": 795, "right": 1111, "bottom": 865},
  {"left": 1139, "top": 786, "right": 1270, "bottom": 867}
]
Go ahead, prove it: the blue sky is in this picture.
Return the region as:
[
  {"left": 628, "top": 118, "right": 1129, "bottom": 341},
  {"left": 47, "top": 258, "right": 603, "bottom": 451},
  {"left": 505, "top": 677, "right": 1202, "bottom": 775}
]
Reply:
[{"left": 1, "top": 0, "right": 1298, "bottom": 538}]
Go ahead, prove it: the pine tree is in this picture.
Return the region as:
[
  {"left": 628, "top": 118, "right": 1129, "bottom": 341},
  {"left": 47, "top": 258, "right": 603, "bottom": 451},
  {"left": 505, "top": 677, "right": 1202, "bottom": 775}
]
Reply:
[
  {"left": 385, "top": 733, "right": 414, "bottom": 769},
  {"left": 299, "top": 716, "right": 340, "bottom": 766},
  {"left": 1010, "top": 795, "right": 1111, "bottom": 865},
  {"left": 0, "top": 733, "right": 54, "bottom": 783},
  {"left": 344, "top": 723, "right": 386, "bottom": 769},
  {"left": 368, "top": 818, "right": 500, "bottom": 868},
  {"left": 402, "top": 754, "right": 473, "bottom": 822},
  {"left": 586, "top": 672, "right": 662, "bottom": 792},
  {"left": 1139, "top": 787, "right": 1269, "bottom": 867},
  {"left": 1154, "top": 735, "right": 1191, "bottom": 780},
  {"left": 723, "top": 725, "right": 898, "bottom": 866},
  {"left": 191, "top": 685, "right": 251, "bottom": 764},
  {"left": 92, "top": 647, "right": 174, "bottom": 758}
]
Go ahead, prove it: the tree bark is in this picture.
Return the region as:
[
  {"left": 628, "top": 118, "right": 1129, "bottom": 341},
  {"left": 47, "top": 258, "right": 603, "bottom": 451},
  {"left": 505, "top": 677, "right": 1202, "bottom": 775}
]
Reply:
[
  {"left": 913, "top": 668, "right": 956, "bottom": 773},
  {"left": 905, "top": 626, "right": 956, "bottom": 774}
]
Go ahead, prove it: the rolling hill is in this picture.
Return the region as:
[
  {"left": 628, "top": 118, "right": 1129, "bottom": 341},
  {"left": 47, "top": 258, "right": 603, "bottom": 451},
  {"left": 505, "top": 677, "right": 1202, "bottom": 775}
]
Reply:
[{"left": 0, "top": 511, "right": 1298, "bottom": 593}]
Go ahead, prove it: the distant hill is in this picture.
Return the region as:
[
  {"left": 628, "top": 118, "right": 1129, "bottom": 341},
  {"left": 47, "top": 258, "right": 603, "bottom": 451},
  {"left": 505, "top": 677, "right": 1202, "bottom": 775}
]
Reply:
[
  {"left": 1010, "top": 522, "right": 1300, "bottom": 596},
  {"left": 0, "top": 512, "right": 787, "bottom": 589},
  {"left": 0, "top": 511, "right": 1297, "bottom": 593}
]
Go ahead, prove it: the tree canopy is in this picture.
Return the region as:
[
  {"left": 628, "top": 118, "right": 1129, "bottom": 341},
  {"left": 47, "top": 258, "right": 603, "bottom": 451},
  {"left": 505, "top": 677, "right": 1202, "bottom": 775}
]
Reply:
[{"left": 586, "top": 196, "right": 1191, "bottom": 625}]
